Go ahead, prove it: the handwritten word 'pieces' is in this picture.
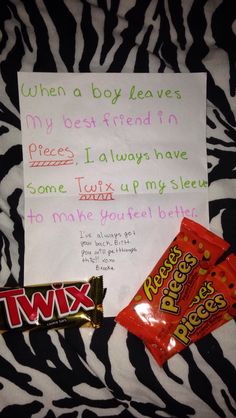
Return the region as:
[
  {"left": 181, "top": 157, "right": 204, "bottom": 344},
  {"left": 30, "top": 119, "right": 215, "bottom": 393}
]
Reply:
[{"left": 28, "top": 143, "right": 74, "bottom": 167}]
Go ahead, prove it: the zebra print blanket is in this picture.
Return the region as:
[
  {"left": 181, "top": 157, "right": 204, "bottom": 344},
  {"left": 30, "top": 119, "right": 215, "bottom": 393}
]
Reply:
[{"left": 0, "top": 1, "right": 236, "bottom": 417}]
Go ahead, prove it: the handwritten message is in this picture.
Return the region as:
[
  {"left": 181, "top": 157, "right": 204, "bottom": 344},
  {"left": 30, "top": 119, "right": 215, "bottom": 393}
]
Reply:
[{"left": 18, "top": 72, "right": 207, "bottom": 317}]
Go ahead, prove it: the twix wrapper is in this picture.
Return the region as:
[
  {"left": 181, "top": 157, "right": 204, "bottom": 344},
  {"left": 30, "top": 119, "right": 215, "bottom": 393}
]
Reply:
[
  {"left": 0, "top": 276, "right": 103, "bottom": 332},
  {"left": 116, "top": 218, "right": 230, "bottom": 348},
  {"left": 146, "top": 253, "right": 236, "bottom": 366}
]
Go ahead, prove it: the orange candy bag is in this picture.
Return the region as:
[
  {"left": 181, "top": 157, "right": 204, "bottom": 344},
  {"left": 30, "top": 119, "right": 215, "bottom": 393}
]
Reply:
[
  {"left": 145, "top": 253, "right": 236, "bottom": 366},
  {"left": 116, "top": 218, "right": 230, "bottom": 348}
]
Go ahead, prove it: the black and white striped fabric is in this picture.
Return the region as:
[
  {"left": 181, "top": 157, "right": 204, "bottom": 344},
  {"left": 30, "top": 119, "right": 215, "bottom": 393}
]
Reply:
[{"left": 0, "top": 1, "right": 236, "bottom": 417}]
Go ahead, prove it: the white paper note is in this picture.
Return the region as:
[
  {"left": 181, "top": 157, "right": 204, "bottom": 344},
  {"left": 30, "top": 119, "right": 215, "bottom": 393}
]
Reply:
[{"left": 18, "top": 72, "right": 207, "bottom": 317}]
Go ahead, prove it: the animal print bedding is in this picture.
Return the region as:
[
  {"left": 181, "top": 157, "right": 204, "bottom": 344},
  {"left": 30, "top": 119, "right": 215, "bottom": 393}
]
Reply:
[{"left": 0, "top": 1, "right": 235, "bottom": 417}]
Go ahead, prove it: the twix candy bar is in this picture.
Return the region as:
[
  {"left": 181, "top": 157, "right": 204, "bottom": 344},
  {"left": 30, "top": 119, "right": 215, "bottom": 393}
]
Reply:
[
  {"left": 0, "top": 276, "right": 103, "bottom": 332},
  {"left": 116, "top": 218, "right": 230, "bottom": 348}
]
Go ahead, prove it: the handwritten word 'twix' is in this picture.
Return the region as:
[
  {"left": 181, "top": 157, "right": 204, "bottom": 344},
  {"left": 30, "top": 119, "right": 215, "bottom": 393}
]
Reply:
[{"left": 75, "top": 177, "right": 115, "bottom": 201}]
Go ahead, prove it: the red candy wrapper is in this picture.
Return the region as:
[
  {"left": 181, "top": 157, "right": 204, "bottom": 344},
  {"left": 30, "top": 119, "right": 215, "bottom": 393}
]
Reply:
[
  {"left": 146, "top": 253, "right": 236, "bottom": 366},
  {"left": 116, "top": 218, "right": 230, "bottom": 349},
  {"left": 0, "top": 276, "right": 103, "bottom": 332}
]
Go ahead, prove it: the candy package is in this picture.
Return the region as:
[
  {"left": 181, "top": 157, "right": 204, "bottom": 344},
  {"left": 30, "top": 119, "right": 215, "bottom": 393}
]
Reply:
[
  {"left": 116, "top": 218, "right": 230, "bottom": 350},
  {"left": 145, "top": 253, "right": 236, "bottom": 366},
  {"left": 0, "top": 276, "right": 103, "bottom": 332}
]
